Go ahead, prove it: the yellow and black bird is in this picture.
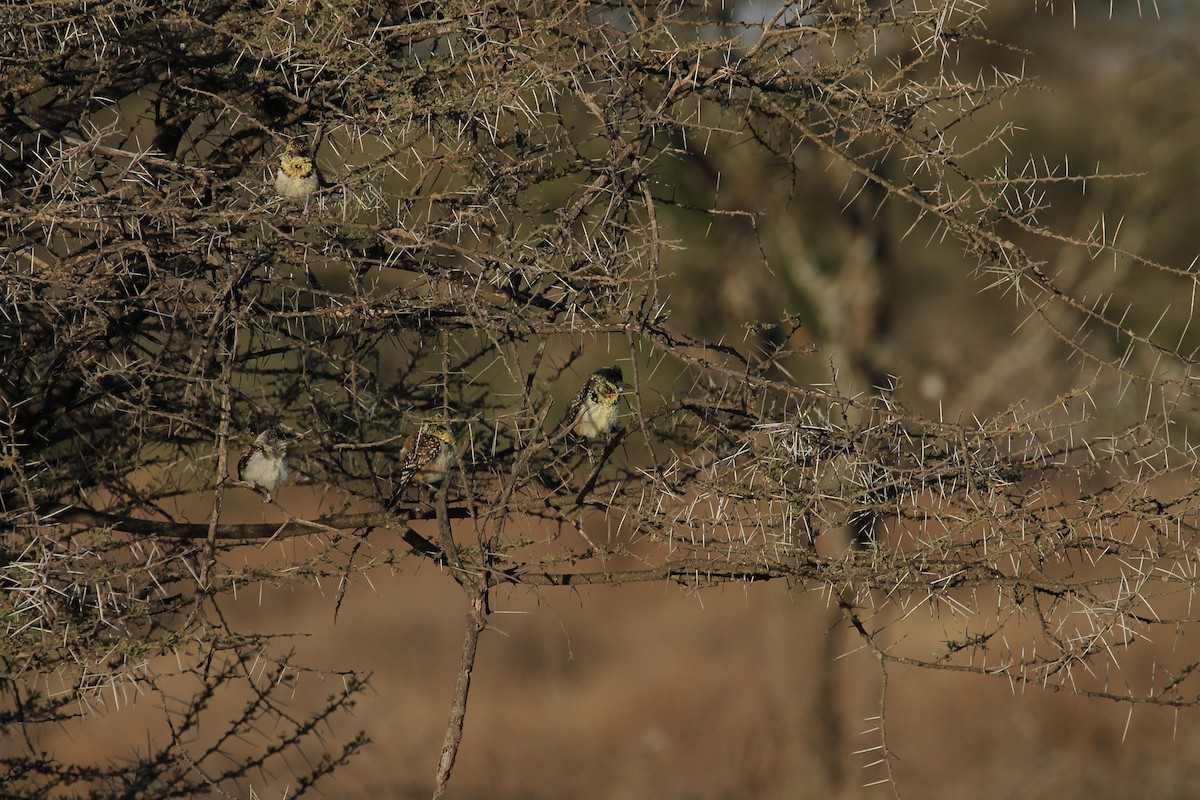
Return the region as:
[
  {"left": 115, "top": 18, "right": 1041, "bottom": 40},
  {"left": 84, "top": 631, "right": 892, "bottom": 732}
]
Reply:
[
  {"left": 565, "top": 366, "right": 624, "bottom": 440},
  {"left": 274, "top": 139, "right": 321, "bottom": 199},
  {"left": 394, "top": 418, "right": 457, "bottom": 498}
]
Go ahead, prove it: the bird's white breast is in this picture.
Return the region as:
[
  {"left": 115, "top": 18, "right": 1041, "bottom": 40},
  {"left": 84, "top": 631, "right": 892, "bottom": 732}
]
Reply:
[
  {"left": 242, "top": 451, "right": 287, "bottom": 491},
  {"left": 576, "top": 401, "right": 619, "bottom": 439},
  {"left": 275, "top": 168, "right": 319, "bottom": 199},
  {"left": 416, "top": 446, "right": 456, "bottom": 483}
]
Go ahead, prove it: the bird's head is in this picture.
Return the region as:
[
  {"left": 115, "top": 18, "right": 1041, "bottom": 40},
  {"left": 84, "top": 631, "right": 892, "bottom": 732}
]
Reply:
[
  {"left": 256, "top": 428, "right": 296, "bottom": 450},
  {"left": 283, "top": 139, "right": 308, "bottom": 158},
  {"left": 421, "top": 417, "right": 455, "bottom": 445},
  {"left": 592, "top": 366, "right": 625, "bottom": 402}
]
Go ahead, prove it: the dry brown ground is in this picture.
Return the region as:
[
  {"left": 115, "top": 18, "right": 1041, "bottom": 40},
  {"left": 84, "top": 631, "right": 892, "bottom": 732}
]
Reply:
[{"left": 31, "top": 487, "right": 1200, "bottom": 800}]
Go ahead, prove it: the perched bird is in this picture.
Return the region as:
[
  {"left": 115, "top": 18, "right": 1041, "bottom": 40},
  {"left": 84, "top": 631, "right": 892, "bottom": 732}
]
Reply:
[
  {"left": 274, "top": 139, "right": 321, "bottom": 199},
  {"left": 238, "top": 428, "right": 295, "bottom": 503},
  {"left": 394, "top": 419, "right": 457, "bottom": 497},
  {"left": 565, "top": 366, "right": 624, "bottom": 440}
]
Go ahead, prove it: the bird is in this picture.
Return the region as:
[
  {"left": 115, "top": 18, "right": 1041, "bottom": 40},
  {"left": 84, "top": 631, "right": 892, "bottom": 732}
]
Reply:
[
  {"left": 238, "top": 428, "right": 295, "bottom": 503},
  {"left": 394, "top": 418, "right": 457, "bottom": 497},
  {"left": 564, "top": 366, "right": 624, "bottom": 440},
  {"left": 274, "top": 139, "right": 321, "bottom": 199}
]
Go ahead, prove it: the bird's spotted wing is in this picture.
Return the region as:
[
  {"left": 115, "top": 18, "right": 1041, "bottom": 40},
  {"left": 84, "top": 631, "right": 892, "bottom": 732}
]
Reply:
[
  {"left": 396, "top": 431, "right": 439, "bottom": 490},
  {"left": 236, "top": 445, "right": 254, "bottom": 481},
  {"left": 564, "top": 380, "right": 591, "bottom": 435}
]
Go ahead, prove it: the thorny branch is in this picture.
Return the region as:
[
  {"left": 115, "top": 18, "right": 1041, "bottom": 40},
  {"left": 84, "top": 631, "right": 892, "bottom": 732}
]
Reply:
[{"left": 3, "top": 0, "right": 1200, "bottom": 796}]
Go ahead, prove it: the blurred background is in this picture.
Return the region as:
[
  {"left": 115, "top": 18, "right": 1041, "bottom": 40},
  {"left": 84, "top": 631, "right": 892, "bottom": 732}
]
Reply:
[{"left": 49, "top": 484, "right": 1200, "bottom": 800}]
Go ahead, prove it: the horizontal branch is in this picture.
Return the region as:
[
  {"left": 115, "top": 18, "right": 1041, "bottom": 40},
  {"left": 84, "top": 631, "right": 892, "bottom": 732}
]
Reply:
[
  {"left": 508, "top": 558, "right": 812, "bottom": 587},
  {"left": 52, "top": 507, "right": 819, "bottom": 589},
  {"left": 55, "top": 507, "right": 445, "bottom": 559}
]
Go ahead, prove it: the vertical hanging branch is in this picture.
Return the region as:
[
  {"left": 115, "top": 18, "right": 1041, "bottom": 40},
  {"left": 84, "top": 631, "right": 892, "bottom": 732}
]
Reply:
[
  {"left": 872, "top": 665, "right": 901, "bottom": 799},
  {"left": 432, "top": 482, "right": 489, "bottom": 799},
  {"left": 202, "top": 297, "right": 240, "bottom": 591},
  {"left": 640, "top": 179, "right": 662, "bottom": 315},
  {"left": 432, "top": 590, "right": 488, "bottom": 798},
  {"left": 839, "top": 599, "right": 901, "bottom": 797}
]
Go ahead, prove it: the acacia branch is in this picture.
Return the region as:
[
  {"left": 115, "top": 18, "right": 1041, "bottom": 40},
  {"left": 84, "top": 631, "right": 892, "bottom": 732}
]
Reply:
[
  {"left": 432, "top": 482, "right": 489, "bottom": 798},
  {"left": 55, "top": 507, "right": 444, "bottom": 560}
]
